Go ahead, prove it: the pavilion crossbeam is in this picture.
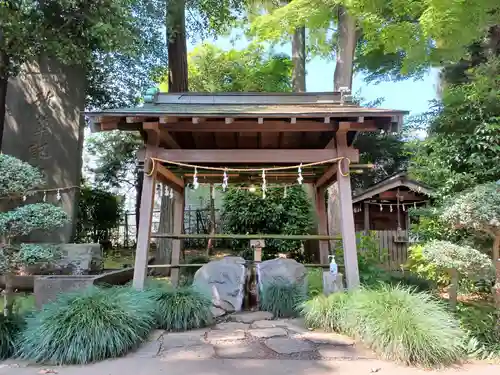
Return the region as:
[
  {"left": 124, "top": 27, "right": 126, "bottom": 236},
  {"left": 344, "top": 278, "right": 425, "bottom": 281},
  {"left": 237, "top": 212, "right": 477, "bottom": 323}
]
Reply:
[
  {"left": 137, "top": 148, "right": 360, "bottom": 164},
  {"left": 150, "top": 233, "right": 342, "bottom": 241}
]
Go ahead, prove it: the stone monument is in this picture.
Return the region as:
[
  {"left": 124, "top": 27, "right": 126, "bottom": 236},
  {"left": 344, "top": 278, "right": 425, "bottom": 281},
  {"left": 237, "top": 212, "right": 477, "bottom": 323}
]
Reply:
[{"left": 3, "top": 58, "right": 86, "bottom": 242}]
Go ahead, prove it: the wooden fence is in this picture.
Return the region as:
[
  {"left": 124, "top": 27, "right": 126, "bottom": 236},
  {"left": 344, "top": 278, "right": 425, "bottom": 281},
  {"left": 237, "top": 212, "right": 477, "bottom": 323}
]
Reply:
[{"left": 363, "top": 230, "right": 414, "bottom": 270}]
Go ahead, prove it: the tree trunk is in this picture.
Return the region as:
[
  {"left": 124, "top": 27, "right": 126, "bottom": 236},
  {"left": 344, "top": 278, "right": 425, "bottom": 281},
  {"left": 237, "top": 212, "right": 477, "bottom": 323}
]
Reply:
[
  {"left": 155, "top": 185, "right": 173, "bottom": 276},
  {"left": 448, "top": 268, "right": 459, "bottom": 311},
  {"left": 0, "top": 51, "right": 9, "bottom": 151},
  {"left": 206, "top": 184, "right": 216, "bottom": 256},
  {"left": 167, "top": 0, "right": 188, "bottom": 92},
  {"left": 292, "top": 27, "right": 306, "bottom": 92},
  {"left": 3, "top": 273, "right": 14, "bottom": 316},
  {"left": 493, "top": 235, "right": 500, "bottom": 334},
  {"left": 333, "top": 5, "right": 357, "bottom": 91}
]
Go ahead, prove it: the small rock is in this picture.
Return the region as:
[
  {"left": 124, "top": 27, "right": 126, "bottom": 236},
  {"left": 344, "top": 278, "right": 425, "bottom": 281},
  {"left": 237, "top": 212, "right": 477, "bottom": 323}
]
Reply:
[
  {"left": 294, "top": 332, "right": 354, "bottom": 346},
  {"left": 206, "top": 329, "right": 246, "bottom": 342},
  {"left": 215, "top": 322, "right": 249, "bottom": 331},
  {"left": 370, "top": 368, "right": 381, "bottom": 373},
  {"left": 215, "top": 341, "right": 268, "bottom": 359},
  {"left": 160, "top": 344, "right": 215, "bottom": 361},
  {"left": 230, "top": 311, "right": 273, "bottom": 323},
  {"left": 249, "top": 328, "right": 287, "bottom": 339},
  {"left": 38, "top": 370, "right": 58, "bottom": 375},
  {"left": 264, "top": 337, "right": 314, "bottom": 354},
  {"left": 212, "top": 306, "right": 226, "bottom": 318}
]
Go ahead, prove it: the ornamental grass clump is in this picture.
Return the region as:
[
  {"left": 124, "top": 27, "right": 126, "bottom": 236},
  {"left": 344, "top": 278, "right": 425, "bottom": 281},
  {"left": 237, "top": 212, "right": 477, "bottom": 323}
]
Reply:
[
  {"left": 342, "top": 285, "right": 465, "bottom": 367},
  {"left": 146, "top": 281, "right": 213, "bottom": 331},
  {"left": 17, "top": 286, "right": 156, "bottom": 365},
  {"left": 260, "top": 279, "right": 307, "bottom": 318},
  {"left": 299, "top": 292, "right": 351, "bottom": 331},
  {"left": 0, "top": 314, "right": 24, "bottom": 359}
]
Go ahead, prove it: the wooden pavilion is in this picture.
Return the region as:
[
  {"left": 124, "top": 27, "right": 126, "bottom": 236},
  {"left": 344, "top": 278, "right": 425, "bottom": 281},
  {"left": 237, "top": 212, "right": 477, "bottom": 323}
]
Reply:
[
  {"left": 353, "top": 172, "right": 433, "bottom": 232},
  {"left": 86, "top": 90, "right": 407, "bottom": 290}
]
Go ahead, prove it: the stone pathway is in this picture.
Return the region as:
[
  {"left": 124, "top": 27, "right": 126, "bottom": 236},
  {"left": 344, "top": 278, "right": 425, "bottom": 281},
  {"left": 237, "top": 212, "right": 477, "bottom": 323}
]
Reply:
[{"left": 131, "top": 311, "right": 374, "bottom": 361}]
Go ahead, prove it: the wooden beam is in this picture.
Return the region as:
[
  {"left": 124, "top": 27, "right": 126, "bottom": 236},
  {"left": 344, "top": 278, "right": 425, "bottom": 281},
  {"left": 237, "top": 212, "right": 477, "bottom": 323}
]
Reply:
[
  {"left": 156, "top": 164, "right": 184, "bottom": 192},
  {"left": 159, "top": 116, "right": 178, "bottom": 124},
  {"left": 316, "top": 186, "right": 330, "bottom": 264},
  {"left": 161, "top": 120, "right": 336, "bottom": 132},
  {"left": 338, "top": 120, "right": 377, "bottom": 132},
  {"left": 315, "top": 164, "right": 337, "bottom": 188},
  {"left": 138, "top": 148, "right": 359, "bottom": 164},
  {"left": 126, "top": 116, "right": 142, "bottom": 123},
  {"left": 143, "top": 122, "right": 180, "bottom": 149},
  {"left": 336, "top": 131, "right": 360, "bottom": 289},
  {"left": 325, "top": 136, "right": 336, "bottom": 149},
  {"left": 132, "top": 147, "right": 157, "bottom": 290},
  {"left": 100, "top": 122, "right": 118, "bottom": 131}
]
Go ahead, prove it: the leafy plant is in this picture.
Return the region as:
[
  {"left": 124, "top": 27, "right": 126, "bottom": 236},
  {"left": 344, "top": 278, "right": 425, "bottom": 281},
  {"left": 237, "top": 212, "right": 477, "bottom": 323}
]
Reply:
[
  {"left": 0, "top": 314, "right": 24, "bottom": 359},
  {"left": 260, "top": 279, "right": 307, "bottom": 318},
  {"left": 422, "top": 240, "right": 494, "bottom": 309},
  {"left": 406, "top": 244, "right": 450, "bottom": 285},
  {"left": 334, "top": 232, "right": 388, "bottom": 286},
  {"left": 17, "top": 286, "right": 156, "bottom": 365},
  {"left": 74, "top": 186, "right": 122, "bottom": 248},
  {"left": 306, "top": 268, "right": 323, "bottom": 297},
  {"left": 0, "top": 155, "right": 68, "bottom": 315},
  {"left": 146, "top": 282, "right": 213, "bottom": 331},
  {"left": 222, "top": 185, "right": 314, "bottom": 257},
  {"left": 456, "top": 302, "right": 500, "bottom": 359}
]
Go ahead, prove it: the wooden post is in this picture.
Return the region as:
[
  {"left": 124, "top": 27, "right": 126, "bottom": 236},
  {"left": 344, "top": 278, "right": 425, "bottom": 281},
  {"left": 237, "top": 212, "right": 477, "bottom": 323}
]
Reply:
[
  {"left": 336, "top": 134, "right": 360, "bottom": 289},
  {"left": 316, "top": 186, "right": 330, "bottom": 264},
  {"left": 170, "top": 188, "right": 185, "bottom": 287},
  {"left": 132, "top": 163, "right": 157, "bottom": 290},
  {"left": 363, "top": 201, "right": 370, "bottom": 234}
]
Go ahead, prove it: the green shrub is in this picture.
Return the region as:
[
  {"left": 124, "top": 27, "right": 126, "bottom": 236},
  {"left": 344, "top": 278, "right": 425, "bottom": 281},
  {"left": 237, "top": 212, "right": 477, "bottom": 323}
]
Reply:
[
  {"left": 342, "top": 285, "right": 465, "bottom": 366},
  {"left": 17, "top": 286, "right": 156, "bottom": 365},
  {"left": 456, "top": 302, "right": 500, "bottom": 359},
  {"left": 0, "top": 314, "right": 24, "bottom": 359},
  {"left": 146, "top": 282, "right": 213, "bottom": 331},
  {"left": 300, "top": 292, "right": 351, "bottom": 331},
  {"left": 387, "top": 271, "right": 436, "bottom": 292},
  {"left": 260, "top": 279, "right": 307, "bottom": 318}
]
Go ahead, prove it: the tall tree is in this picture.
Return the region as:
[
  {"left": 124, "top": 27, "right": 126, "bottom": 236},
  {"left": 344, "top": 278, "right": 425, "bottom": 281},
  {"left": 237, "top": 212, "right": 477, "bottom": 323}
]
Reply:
[
  {"left": 0, "top": 0, "right": 159, "bottom": 149},
  {"left": 166, "top": 0, "right": 188, "bottom": 92},
  {"left": 250, "top": 0, "right": 500, "bottom": 84}
]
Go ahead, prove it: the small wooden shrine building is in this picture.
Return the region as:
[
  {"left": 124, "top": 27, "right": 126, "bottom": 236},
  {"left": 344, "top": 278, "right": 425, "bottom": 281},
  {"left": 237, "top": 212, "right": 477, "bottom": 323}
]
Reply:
[
  {"left": 352, "top": 172, "right": 433, "bottom": 232},
  {"left": 86, "top": 91, "right": 407, "bottom": 290}
]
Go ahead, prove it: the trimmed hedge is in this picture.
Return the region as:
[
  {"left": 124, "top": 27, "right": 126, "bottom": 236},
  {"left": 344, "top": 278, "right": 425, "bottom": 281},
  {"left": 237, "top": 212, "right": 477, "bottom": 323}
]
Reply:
[{"left": 17, "top": 286, "right": 157, "bottom": 365}]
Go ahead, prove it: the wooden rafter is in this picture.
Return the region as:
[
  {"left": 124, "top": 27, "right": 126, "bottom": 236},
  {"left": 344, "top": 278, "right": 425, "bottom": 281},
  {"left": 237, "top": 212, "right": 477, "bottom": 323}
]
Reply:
[
  {"left": 143, "top": 122, "right": 180, "bottom": 149},
  {"left": 156, "top": 164, "right": 184, "bottom": 192}
]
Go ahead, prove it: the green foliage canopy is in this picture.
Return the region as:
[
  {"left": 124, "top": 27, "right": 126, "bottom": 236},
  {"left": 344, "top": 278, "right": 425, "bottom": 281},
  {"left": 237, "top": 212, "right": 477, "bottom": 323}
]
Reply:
[
  {"left": 409, "top": 60, "right": 500, "bottom": 194},
  {"left": 159, "top": 43, "right": 293, "bottom": 92},
  {"left": 422, "top": 240, "right": 494, "bottom": 280},
  {"left": 249, "top": 0, "right": 499, "bottom": 78},
  {"left": 441, "top": 182, "right": 500, "bottom": 237}
]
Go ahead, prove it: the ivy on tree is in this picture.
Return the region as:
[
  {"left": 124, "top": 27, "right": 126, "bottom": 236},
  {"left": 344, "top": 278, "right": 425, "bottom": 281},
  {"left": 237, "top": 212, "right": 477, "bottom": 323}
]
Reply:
[{"left": 0, "top": 154, "right": 68, "bottom": 315}]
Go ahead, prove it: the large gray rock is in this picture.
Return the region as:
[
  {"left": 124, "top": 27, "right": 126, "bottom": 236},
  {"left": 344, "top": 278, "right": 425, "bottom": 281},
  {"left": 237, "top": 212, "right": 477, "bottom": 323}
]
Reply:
[
  {"left": 256, "top": 258, "right": 307, "bottom": 293},
  {"left": 193, "top": 256, "right": 246, "bottom": 314},
  {"left": 34, "top": 275, "right": 97, "bottom": 308}
]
